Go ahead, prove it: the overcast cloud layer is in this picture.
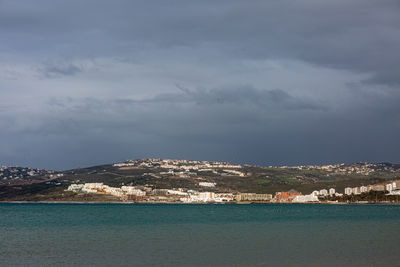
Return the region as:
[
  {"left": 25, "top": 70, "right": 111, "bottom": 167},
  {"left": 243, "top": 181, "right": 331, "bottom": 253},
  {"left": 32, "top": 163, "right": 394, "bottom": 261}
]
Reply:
[{"left": 1, "top": 0, "right": 400, "bottom": 170}]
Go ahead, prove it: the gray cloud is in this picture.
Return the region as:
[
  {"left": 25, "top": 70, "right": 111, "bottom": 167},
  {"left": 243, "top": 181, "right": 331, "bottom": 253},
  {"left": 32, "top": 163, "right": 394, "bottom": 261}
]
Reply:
[
  {"left": 137, "top": 86, "right": 326, "bottom": 111},
  {"left": 39, "top": 63, "right": 82, "bottom": 77},
  {"left": 0, "top": 0, "right": 399, "bottom": 169},
  {"left": 3, "top": 83, "right": 399, "bottom": 170},
  {"left": 1, "top": 0, "right": 399, "bottom": 85}
]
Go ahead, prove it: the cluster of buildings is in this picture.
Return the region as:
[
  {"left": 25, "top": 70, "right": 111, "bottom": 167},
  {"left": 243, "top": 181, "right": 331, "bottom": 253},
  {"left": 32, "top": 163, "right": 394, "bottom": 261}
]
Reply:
[
  {"left": 113, "top": 158, "right": 243, "bottom": 169},
  {"left": 286, "top": 180, "right": 400, "bottom": 202},
  {"left": 109, "top": 159, "right": 400, "bottom": 191},
  {"left": 65, "top": 159, "right": 400, "bottom": 203},
  {"left": 344, "top": 180, "right": 400, "bottom": 196},
  {"left": 65, "top": 181, "right": 346, "bottom": 203},
  {"left": 272, "top": 188, "right": 342, "bottom": 203},
  {"left": 112, "top": 158, "right": 246, "bottom": 179},
  {"left": 67, "top": 183, "right": 149, "bottom": 200},
  {"left": 199, "top": 182, "right": 216, "bottom": 187},
  {"left": 284, "top": 181, "right": 400, "bottom": 202},
  {"left": 273, "top": 190, "right": 316, "bottom": 203},
  {"left": 67, "top": 182, "right": 275, "bottom": 203},
  {"left": 66, "top": 179, "right": 400, "bottom": 203},
  {"left": 278, "top": 162, "right": 400, "bottom": 176},
  {"left": 0, "top": 166, "right": 57, "bottom": 185}
]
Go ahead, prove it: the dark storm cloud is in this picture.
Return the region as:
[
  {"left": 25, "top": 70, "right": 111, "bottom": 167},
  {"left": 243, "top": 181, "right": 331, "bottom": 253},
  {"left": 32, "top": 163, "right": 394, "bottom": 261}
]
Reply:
[
  {"left": 29, "top": 86, "right": 324, "bottom": 139},
  {"left": 1, "top": 0, "right": 399, "bottom": 85},
  {"left": 1, "top": 0, "right": 400, "bottom": 169},
  {"left": 3, "top": 84, "right": 400, "bottom": 170}
]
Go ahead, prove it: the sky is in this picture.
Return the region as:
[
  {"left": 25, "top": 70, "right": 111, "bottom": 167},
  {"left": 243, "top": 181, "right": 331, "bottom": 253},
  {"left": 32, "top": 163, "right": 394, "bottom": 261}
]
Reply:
[{"left": 1, "top": 0, "right": 400, "bottom": 170}]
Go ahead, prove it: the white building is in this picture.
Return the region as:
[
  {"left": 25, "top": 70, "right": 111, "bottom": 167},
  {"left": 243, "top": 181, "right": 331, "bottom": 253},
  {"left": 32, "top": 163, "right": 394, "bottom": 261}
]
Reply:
[
  {"left": 344, "top": 187, "right": 353, "bottom": 195},
  {"left": 214, "top": 193, "right": 235, "bottom": 202},
  {"left": 387, "top": 190, "right": 400, "bottom": 195},
  {"left": 180, "top": 191, "right": 203, "bottom": 203},
  {"left": 198, "top": 192, "right": 215, "bottom": 202},
  {"left": 106, "top": 187, "right": 124, "bottom": 197},
  {"left": 199, "top": 182, "right": 216, "bottom": 187},
  {"left": 121, "top": 186, "right": 146, "bottom": 196},
  {"left": 82, "top": 183, "right": 104, "bottom": 193},
  {"left": 353, "top": 187, "right": 361, "bottom": 195},
  {"left": 292, "top": 194, "right": 319, "bottom": 203},
  {"left": 319, "top": 189, "right": 328, "bottom": 196},
  {"left": 329, "top": 188, "right": 335, "bottom": 196},
  {"left": 360, "top": 186, "right": 368, "bottom": 193},
  {"left": 67, "top": 184, "right": 84, "bottom": 192},
  {"left": 311, "top": 190, "right": 319, "bottom": 197},
  {"left": 180, "top": 196, "right": 196, "bottom": 203},
  {"left": 304, "top": 194, "right": 319, "bottom": 202},
  {"left": 386, "top": 183, "right": 393, "bottom": 192},
  {"left": 393, "top": 181, "right": 398, "bottom": 190}
]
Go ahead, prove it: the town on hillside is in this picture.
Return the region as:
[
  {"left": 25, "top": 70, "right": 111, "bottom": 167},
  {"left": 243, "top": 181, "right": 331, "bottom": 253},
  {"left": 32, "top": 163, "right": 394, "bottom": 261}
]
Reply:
[
  {"left": 65, "top": 158, "right": 400, "bottom": 204},
  {"left": 2, "top": 158, "right": 400, "bottom": 203},
  {"left": 0, "top": 166, "right": 59, "bottom": 186},
  {"left": 67, "top": 179, "right": 400, "bottom": 203}
]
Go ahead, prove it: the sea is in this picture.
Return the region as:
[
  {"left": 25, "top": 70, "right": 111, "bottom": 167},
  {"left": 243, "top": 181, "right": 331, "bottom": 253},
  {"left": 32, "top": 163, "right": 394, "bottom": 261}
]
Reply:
[{"left": 0, "top": 203, "right": 399, "bottom": 267}]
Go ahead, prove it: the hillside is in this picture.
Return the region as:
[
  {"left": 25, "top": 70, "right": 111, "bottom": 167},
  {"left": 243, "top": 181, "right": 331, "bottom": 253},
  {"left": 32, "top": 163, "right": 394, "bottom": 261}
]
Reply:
[
  {"left": 0, "top": 166, "right": 57, "bottom": 186},
  {"left": 1, "top": 159, "right": 400, "bottom": 201},
  {"left": 58, "top": 159, "right": 400, "bottom": 193}
]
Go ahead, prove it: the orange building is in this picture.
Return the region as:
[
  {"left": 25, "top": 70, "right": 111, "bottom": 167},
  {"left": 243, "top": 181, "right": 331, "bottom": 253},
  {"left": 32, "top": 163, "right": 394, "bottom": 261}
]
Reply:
[{"left": 274, "top": 191, "right": 302, "bottom": 203}]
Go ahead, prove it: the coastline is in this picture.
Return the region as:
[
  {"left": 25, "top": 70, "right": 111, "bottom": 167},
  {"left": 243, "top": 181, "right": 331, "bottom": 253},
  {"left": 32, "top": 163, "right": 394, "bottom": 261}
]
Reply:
[{"left": 1, "top": 200, "right": 397, "bottom": 205}]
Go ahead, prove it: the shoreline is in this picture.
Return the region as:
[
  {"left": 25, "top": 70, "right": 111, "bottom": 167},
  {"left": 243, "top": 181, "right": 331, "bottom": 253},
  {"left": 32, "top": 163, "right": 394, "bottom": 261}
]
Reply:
[{"left": 1, "top": 200, "right": 398, "bottom": 205}]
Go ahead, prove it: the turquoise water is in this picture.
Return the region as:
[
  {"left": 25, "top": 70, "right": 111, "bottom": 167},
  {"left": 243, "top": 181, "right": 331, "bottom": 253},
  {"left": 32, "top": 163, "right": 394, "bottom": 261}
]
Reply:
[{"left": 0, "top": 204, "right": 399, "bottom": 266}]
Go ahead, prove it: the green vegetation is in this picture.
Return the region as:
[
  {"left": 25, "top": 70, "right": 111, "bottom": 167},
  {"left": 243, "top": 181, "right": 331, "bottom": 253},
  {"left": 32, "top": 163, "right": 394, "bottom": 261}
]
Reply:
[{"left": 256, "top": 179, "right": 271, "bottom": 184}]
